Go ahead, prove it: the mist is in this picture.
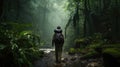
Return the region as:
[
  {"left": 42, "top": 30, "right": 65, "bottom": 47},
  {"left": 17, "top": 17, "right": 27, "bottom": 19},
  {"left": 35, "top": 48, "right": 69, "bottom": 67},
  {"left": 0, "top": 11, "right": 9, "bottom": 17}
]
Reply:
[
  {"left": 2, "top": 0, "right": 70, "bottom": 47},
  {"left": 31, "top": 0, "right": 70, "bottom": 47}
]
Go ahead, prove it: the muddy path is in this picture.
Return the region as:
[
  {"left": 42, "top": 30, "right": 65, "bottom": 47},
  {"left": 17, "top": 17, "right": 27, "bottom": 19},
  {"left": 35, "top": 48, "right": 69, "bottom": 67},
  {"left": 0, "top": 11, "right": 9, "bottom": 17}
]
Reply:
[
  {"left": 33, "top": 48, "right": 84, "bottom": 67},
  {"left": 33, "top": 48, "right": 103, "bottom": 67}
]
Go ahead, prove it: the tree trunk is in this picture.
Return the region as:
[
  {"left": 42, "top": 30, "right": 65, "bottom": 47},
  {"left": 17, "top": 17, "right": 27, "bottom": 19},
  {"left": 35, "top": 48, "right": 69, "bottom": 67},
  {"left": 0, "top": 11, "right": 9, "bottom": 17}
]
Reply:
[
  {"left": 0, "top": 0, "right": 3, "bottom": 17},
  {"left": 83, "top": 0, "right": 87, "bottom": 37}
]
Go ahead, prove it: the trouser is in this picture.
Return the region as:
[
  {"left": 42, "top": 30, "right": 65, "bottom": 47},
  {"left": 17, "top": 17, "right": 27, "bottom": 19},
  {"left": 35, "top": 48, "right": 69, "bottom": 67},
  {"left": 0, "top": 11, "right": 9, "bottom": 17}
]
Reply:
[{"left": 55, "top": 44, "right": 63, "bottom": 63}]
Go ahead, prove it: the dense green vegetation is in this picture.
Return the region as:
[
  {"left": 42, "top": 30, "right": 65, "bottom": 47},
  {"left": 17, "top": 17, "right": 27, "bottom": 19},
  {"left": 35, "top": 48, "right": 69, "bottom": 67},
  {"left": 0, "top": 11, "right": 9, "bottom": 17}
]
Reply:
[
  {"left": 0, "top": 0, "right": 120, "bottom": 67},
  {"left": 66, "top": 0, "right": 120, "bottom": 40},
  {"left": 66, "top": 1, "right": 120, "bottom": 67},
  {"left": 0, "top": 22, "right": 44, "bottom": 67},
  {"left": 68, "top": 33, "right": 120, "bottom": 67}
]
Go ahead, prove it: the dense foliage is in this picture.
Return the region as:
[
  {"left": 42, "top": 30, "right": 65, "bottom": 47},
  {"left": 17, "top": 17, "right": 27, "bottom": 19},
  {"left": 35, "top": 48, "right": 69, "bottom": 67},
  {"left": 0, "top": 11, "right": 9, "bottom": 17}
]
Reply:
[
  {"left": 0, "top": 22, "right": 44, "bottom": 67},
  {"left": 0, "top": 0, "right": 120, "bottom": 67},
  {"left": 68, "top": 33, "right": 120, "bottom": 67},
  {"left": 66, "top": 0, "right": 120, "bottom": 42}
]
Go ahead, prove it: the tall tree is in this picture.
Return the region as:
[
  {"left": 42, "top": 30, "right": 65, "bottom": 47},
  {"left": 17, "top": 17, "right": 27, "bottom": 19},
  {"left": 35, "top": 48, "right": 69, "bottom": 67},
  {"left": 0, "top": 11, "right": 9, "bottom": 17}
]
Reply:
[{"left": 0, "top": 0, "right": 3, "bottom": 17}]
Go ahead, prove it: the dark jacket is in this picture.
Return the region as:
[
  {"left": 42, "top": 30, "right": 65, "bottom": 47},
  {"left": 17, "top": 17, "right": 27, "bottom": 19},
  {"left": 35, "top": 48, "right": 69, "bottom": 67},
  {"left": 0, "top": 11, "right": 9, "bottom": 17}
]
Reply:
[{"left": 52, "top": 29, "right": 64, "bottom": 45}]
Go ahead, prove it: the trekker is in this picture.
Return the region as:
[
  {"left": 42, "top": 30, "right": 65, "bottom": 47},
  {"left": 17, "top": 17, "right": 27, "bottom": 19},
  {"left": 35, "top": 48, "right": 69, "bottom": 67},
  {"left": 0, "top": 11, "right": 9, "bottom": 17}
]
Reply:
[{"left": 52, "top": 26, "right": 64, "bottom": 63}]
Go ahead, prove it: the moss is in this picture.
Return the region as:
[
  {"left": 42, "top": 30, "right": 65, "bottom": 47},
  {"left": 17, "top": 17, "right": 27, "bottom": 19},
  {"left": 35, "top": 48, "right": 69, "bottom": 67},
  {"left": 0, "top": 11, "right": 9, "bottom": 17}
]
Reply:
[
  {"left": 102, "top": 44, "right": 120, "bottom": 48},
  {"left": 103, "top": 48, "right": 120, "bottom": 59},
  {"left": 102, "top": 48, "right": 120, "bottom": 67},
  {"left": 74, "top": 38, "right": 91, "bottom": 48},
  {"left": 68, "top": 48, "right": 76, "bottom": 55},
  {"left": 81, "top": 50, "right": 100, "bottom": 59}
]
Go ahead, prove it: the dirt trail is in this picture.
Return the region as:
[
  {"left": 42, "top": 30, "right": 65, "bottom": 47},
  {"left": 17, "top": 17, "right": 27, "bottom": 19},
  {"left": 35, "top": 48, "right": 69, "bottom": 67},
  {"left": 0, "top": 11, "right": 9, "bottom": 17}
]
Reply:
[{"left": 33, "top": 49, "right": 84, "bottom": 67}]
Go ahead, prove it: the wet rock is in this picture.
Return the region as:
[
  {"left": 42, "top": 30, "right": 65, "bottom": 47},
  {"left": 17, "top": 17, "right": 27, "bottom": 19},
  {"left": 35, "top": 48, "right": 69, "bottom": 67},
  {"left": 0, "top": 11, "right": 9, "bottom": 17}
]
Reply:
[
  {"left": 88, "top": 59, "right": 98, "bottom": 62},
  {"left": 61, "top": 58, "right": 68, "bottom": 63},
  {"left": 81, "top": 60, "right": 88, "bottom": 64},
  {"left": 71, "top": 57, "right": 76, "bottom": 61},
  {"left": 87, "top": 62, "right": 100, "bottom": 67},
  {"left": 54, "top": 63, "right": 63, "bottom": 67}
]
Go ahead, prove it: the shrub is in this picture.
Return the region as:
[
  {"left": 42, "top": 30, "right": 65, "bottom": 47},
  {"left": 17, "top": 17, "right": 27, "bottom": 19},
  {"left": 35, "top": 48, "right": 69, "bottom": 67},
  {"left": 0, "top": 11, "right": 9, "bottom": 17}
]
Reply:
[
  {"left": 0, "top": 24, "right": 44, "bottom": 67},
  {"left": 68, "top": 48, "right": 76, "bottom": 55}
]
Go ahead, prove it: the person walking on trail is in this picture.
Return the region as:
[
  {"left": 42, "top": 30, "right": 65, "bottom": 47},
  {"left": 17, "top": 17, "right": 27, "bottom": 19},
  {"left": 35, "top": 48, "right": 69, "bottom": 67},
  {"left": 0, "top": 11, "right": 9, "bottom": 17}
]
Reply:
[{"left": 52, "top": 26, "right": 64, "bottom": 63}]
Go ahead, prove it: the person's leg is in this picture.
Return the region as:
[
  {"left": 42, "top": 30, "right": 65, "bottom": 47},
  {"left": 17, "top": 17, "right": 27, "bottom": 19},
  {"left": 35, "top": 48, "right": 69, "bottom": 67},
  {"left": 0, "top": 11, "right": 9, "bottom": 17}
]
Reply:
[
  {"left": 58, "top": 47, "right": 61, "bottom": 62},
  {"left": 60, "top": 44, "right": 63, "bottom": 61},
  {"left": 58, "top": 44, "right": 63, "bottom": 63},
  {"left": 55, "top": 45, "right": 59, "bottom": 63}
]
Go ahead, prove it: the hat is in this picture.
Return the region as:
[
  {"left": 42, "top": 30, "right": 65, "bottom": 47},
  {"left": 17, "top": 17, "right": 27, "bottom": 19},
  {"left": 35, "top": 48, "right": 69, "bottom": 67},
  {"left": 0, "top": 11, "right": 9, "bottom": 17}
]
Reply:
[{"left": 57, "top": 26, "right": 61, "bottom": 29}]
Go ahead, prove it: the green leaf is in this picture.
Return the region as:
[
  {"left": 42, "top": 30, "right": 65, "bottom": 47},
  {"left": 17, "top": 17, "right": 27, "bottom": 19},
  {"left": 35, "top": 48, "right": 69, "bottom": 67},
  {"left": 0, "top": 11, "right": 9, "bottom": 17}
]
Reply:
[{"left": 0, "top": 44, "right": 7, "bottom": 50}]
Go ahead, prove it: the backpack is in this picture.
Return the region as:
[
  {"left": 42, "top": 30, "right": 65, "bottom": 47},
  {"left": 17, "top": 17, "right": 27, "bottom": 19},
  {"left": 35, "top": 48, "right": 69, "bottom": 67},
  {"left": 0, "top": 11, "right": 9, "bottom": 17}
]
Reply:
[{"left": 55, "top": 33, "right": 64, "bottom": 43}]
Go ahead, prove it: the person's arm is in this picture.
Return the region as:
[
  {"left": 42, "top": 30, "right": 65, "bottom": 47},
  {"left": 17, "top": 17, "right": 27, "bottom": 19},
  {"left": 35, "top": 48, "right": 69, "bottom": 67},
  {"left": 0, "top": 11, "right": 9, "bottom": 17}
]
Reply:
[
  {"left": 52, "top": 40, "right": 54, "bottom": 46},
  {"left": 52, "top": 34, "right": 55, "bottom": 46},
  {"left": 62, "top": 34, "right": 64, "bottom": 44}
]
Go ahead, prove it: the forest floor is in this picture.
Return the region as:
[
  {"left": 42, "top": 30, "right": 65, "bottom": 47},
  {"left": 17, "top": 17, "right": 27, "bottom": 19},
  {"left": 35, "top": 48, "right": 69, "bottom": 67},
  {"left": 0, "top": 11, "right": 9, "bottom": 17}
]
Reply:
[{"left": 33, "top": 49, "right": 102, "bottom": 67}]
